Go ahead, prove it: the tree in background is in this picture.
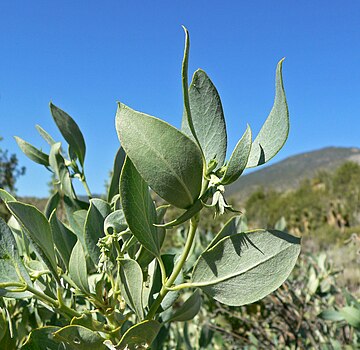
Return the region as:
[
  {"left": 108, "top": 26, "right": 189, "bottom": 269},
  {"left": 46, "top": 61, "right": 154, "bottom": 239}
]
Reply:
[{"left": 0, "top": 137, "right": 26, "bottom": 219}]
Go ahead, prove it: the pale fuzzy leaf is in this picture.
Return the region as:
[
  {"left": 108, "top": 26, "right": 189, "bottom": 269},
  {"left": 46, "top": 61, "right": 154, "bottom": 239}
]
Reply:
[
  {"left": 120, "top": 157, "right": 159, "bottom": 257},
  {"left": 116, "top": 103, "right": 203, "bottom": 209},
  {"left": 221, "top": 125, "right": 252, "bottom": 185},
  {"left": 192, "top": 230, "right": 301, "bottom": 306},
  {"left": 116, "top": 320, "right": 161, "bottom": 350},
  {"left": 54, "top": 325, "right": 107, "bottom": 349},
  {"left": 119, "top": 258, "right": 144, "bottom": 320},
  {"left": 167, "top": 289, "right": 202, "bottom": 322},
  {"left": 14, "top": 136, "right": 49, "bottom": 166},
  {"left": 50, "top": 103, "right": 86, "bottom": 166},
  {"left": 69, "top": 240, "right": 90, "bottom": 293},
  {"left": 7, "top": 201, "right": 58, "bottom": 280},
  {"left": 247, "top": 59, "right": 289, "bottom": 168},
  {"left": 182, "top": 69, "right": 227, "bottom": 169},
  {"left": 0, "top": 218, "right": 32, "bottom": 299},
  {"left": 84, "top": 199, "right": 110, "bottom": 265}
]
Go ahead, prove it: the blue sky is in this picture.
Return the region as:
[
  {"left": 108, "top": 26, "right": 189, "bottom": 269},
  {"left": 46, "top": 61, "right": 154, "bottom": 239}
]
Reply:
[{"left": 1, "top": 1, "right": 360, "bottom": 197}]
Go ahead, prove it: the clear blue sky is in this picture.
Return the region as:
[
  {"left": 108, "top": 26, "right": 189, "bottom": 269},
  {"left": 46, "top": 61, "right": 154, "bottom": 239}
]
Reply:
[{"left": 1, "top": 1, "right": 360, "bottom": 197}]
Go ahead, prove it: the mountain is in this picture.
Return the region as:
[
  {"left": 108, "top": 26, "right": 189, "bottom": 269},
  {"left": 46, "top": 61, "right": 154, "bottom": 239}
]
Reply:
[{"left": 228, "top": 147, "right": 360, "bottom": 202}]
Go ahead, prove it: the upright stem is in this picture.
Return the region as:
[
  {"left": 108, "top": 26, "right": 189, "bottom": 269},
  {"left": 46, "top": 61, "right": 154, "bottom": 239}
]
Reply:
[
  {"left": 146, "top": 214, "right": 199, "bottom": 320},
  {"left": 81, "top": 175, "right": 92, "bottom": 198}
]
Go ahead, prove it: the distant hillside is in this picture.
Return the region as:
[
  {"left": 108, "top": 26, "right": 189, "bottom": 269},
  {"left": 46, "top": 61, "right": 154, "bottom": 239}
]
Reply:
[{"left": 228, "top": 147, "right": 360, "bottom": 201}]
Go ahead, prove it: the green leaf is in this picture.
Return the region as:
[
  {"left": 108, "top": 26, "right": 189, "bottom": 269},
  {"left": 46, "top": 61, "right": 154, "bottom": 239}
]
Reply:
[
  {"left": 22, "top": 326, "right": 61, "bottom": 350},
  {"left": 119, "top": 258, "right": 144, "bottom": 320},
  {"left": 104, "top": 210, "right": 127, "bottom": 235},
  {"left": 339, "top": 306, "right": 360, "bottom": 328},
  {"left": 207, "top": 215, "right": 239, "bottom": 250},
  {"left": 0, "top": 189, "right": 16, "bottom": 202},
  {"left": 14, "top": 136, "right": 49, "bottom": 166},
  {"left": 50, "top": 103, "right": 86, "bottom": 166},
  {"left": 44, "top": 191, "right": 60, "bottom": 219},
  {"left": 6, "top": 201, "right": 58, "bottom": 280},
  {"left": 0, "top": 218, "right": 32, "bottom": 299},
  {"left": 54, "top": 325, "right": 106, "bottom": 349},
  {"left": 84, "top": 199, "right": 110, "bottom": 265},
  {"left": 167, "top": 289, "right": 202, "bottom": 322},
  {"left": 181, "top": 69, "right": 227, "bottom": 169},
  {"left": 136, "top": 206, "right": 167, "bottom": 269},
  {"left": 246, "top": 59, "right": 289, "bottom": 168},
  {"left": 156, "top": 199, "right": 203, "bottom": 229},
  {"left": 116, "top": 320, "right": 161, "bottom": 350},
  {"left": 35, "top": 124, "right": 56, "bottom": 145},
  {"left": 221, "top": 125, "right": 252, "bottom": 185},
  {"left": 191, "top": 230, "right": 301, "bottom": 306},
  {"left": 69, "top": 240, "right": 89, "bottom": 293},
  {"left": 319, "top": 309, "right": 345, "bottom": 322},
  {"left": 49, "top": 211, "right": 77, "bottom": 269},
  {"left": 107, "top": 147, "right": 126, "bottom": 202},
  {"left": 49, "top": 142, "right": 75, "bottom": 198},
  {"left": 116, "top": 103, "right": 203, "bottom": 209},
  {"left": 120, "top": 157, "right": 160, "bottom": 257}
]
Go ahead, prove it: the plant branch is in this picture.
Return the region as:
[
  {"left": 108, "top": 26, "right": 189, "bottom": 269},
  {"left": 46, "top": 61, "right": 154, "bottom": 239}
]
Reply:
[{"left": 146, "top": 214, "right": 199, "bottom": 320}]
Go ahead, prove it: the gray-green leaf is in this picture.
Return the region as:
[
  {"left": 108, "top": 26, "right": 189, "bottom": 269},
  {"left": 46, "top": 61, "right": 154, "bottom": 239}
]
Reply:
[
  {"left": 49, "top": 211, "right": 77, "bottom": 269},
  {"left": 116, "top": 320, "right": 161, "bottom": 350},
  {"left": 116, "top": 103, "right": 203, "bottom": 209},
  {"left": 182, "top": 69, "right": 227, "bottom": 169},
  {"left": 14, "top": 136, "right": 49, "bottom": 166},
  {"left": 69, "top": 240, "right": 89, "bottom": 293},
  {"left": 22, "top": 326, "right": 61, "bottom": 350},
  {"left": 49, "top": 142, "right": 75, "bottom": 198},
  {"left": 50, "top": 103, "right": 86, "bottom": 166},
  {"left": 221, "top": 125, "right": 252, "bottom": 185},
  {"left": 246, "top": 59, "right": 289, "bottom": 168},
  {"left": 107, "top": 147, "right": 126, "bottom": 202},
  {"left": 119, "top": 258, "right": 144, "bottom": 320},
  {"left": 0, "top": 218, "right": 32, "bottom": 299},
  {"left": 192, "top": 230, "right": 301, "bottom": 306},
  {"left": 53, "top": 325, "right": 106, "bottom": 349},
  {"left": 104, "top": 210, "right": 127, "bottom": 235},
  {"left": 120, "top": 157, "right": 159, "bottom": 257},
  {"left": 35, "top": 124, "right": 56, "bottom": 145},
  {"left": 6, "top": 201, "right": 58, "bottom": 280},
  {"left": 84, "top": 199, "right": 110, "bottom": 265},
  {"left": 167, "top": 289, "right": 202, "bottom": 322}
]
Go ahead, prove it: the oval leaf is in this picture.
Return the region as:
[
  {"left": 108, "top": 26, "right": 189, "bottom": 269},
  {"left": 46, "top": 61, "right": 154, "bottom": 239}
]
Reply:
[
  {"left": 120, "top": 157, "right": 159, "bottom": 257},
  {"left": 246, "top": 59, "right": 289, "bottom": 168},
  {"left": 339, "top": 306, "right": 360, "bottom": 328},
  {"left": 221, "top": 125, "right": 252, "bottom": 185},
  {"left": 69, "top": 240, "right": 89, "bottom": 293},
  {"left": 84, "top": 199, "right": 110, "bottom": 265},
  {"left": 192, "top": 230, "right": 301, "bottom": 306},
  {"left": 116, "top": 103, "right": 203, "bottom": 209},
  {"left": 181, "top": 69, "right": 227, "bottom": 169},
  {"left": 0, "top": 218, "right": 32, "bottom": 299},
  {"left": 49, "top": 142, "right": 75, "bottom": 199},
  {"left": 54, "top": 325, "right": 106, "bottom": 349},
  {"left": 50, "top": 103, "right": 86, "bottom": 166},
  {"left": 22, "top": 326, "right": 61, "bottom": 350},
  {"left": 49, "top": 211, "right": 77, "bottom": 269},
  {"left": 104, "top": 210, "right": 127, "bottom": 235},
  {"left": 14, "top": 136, "right": 49, "bottom": 166},
  {"left": 6, "top": 201, "right": 58, "bottom": 280},
  {"left": 36, "top": 124, "right": 56, "bottom": 145},
  {"left": 116, "top": 320, "right": 161, "bottom": 350},
  {"left": 167, "top": 289, "right": 202, "bottom": 322},
  {"left": 119, "top": 258, "right": 144, "bottom": 320},
  {"left": 44, "top": 192, "right": 60, "bottom": 219}
]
